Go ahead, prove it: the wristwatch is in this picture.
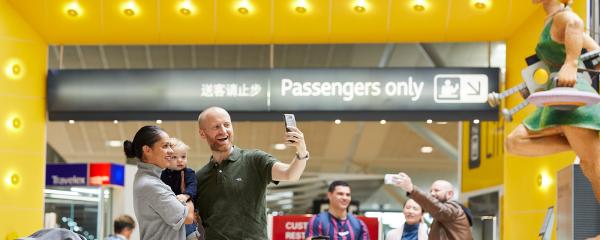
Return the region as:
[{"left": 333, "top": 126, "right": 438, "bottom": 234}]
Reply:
[{"left": 296, "top": 151, "right": 310, "bottom": 161}]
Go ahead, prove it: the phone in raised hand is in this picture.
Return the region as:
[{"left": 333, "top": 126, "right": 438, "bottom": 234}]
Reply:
[
  {"left": 384, "top": 174, "right": 397, "bottom": 185},
  {"left": 283, "top": 114, "right": 296, "bottom": 132}
]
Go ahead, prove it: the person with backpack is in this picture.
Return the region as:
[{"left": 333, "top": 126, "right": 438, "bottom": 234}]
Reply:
[
  {"left": 391, "top": 173, "right": 472, "bottom": 240},
  {"left": 305, "top": 181, "right": 370, "bottom": 240}
]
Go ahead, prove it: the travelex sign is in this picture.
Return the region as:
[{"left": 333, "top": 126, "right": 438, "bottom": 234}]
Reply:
[
  {"left": 46, "top": 163, "right": 125, "bottom": 187},
  {"left": 47, "top": 68, "right": 499, "bottom": 120}
]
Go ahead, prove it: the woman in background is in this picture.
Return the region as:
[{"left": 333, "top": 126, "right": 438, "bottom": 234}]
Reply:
[{"left": 385, "top": 199, "right": 428, "bottom": 240}]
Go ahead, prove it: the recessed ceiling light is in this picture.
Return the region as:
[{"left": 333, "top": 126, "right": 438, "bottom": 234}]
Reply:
[
  {"left": 413, "top": 0, "right": 426, "bottom": 11},
  {"left": 68, "top": 120, "right": 75, "bottom": 124},
  {"left": 473, "top": 0, "right": 488, "bottom": 9},
  {"left": 273, "top": 143, "right": 287, "bottom": 150},
  {"left": 426, "top": 119, "right": 433, "bottom": 124},
  {"left": 106, "top": 140, "right": 122, "bottom": 148},
  {"left": 11, "top": 118, "right": 21, "bottom": 129},
  {"left": 5, "top": 60, "right": 24, "bottom": 80},
  {"left": 238, "top": 0, "right": 251, "bottom": 14},
  {"left": 334, "top": 119, "right": 341, "bottom": 125},
  {"left": 123, "top": 1, "right": 138, "bottom": 16},
  {"left": 179, "top": 0, "right": 194, "bottom": 15},
  {"left": 379, "top": 120, "right": 387, "bottom": 125},
  {"left": 436, "top": 121, "right": 448, "bottom": 125},
  {"left": 354, "top": 0, "right": 366, "bottom": 13},
  {"left": 113, "top": 120, "right": 119, "bottom": 124},
  {"left": 421, "top": 146, "right": 433, "bottom": 153},
  {"left": 295, "top": 0, "right": 307, "bottom": 13},
  {"left": 65, "top": 2, "right": 82, "bottom": 17},
  {"left": 156, "top": 120, "right": 163, "bottom": 124},
  {"left": 473, "top": 119, "right": 480, "bottom": 124}
]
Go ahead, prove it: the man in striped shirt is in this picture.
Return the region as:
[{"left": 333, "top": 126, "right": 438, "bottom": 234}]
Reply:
[{"left": 305, "top": 181, "right": 370, "bottom": 240}]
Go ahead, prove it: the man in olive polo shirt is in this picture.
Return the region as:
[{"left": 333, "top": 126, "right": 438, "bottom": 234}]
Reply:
[{"left": 195, "top": 107, "right": 309, "bottom": 239}]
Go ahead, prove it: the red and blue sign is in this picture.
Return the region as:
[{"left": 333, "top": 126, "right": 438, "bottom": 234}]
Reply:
[{"left": 46, "top": 163, "right": 125, "bottom": 187}]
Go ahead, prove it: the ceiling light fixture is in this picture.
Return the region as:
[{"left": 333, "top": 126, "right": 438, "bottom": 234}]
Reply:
[
  {"left": 426, "top": 119, "right": 433, "bottom": 124},
  {"left": 107, "top": 140, "right": 123, "bottom": 148},
  {"left": 237, "top": 0, "right": 251, "bottom": 14},
  {"left": 413, "top": 0, "right": 426, "bottom": 11},
  {"left": 65, "top": 2, "right": 82, "bottom": 17},
  {"left": 4, "top": 172, "right": 20, "bottom": 187},
  {"left": 473, "top": 119, "right": 480, "bottom": 124},
  {"left": 421, "top": 146, "right": 433, "bottom": 153},
  {"left": 354, "top": 0, "right": 366, "bottom": 13},
  {"left": 11, "top": 117, "right": 21, "bottom": 129},
  {"left": 179, "top": 0, "right": 194, "bottom": 15},
  {"left": 113, "top": 120, "right": 119, "bottom": 124},
  {"left": 68, "top": 120, "right": 75, "bottom": 124},
  {"left": 5, "top": 60, "right": 24, "bottom": 80},
  {"left": 334, "top": 119, "right": 341, "bottom": 125},
  {"left": 473, "top": 0, "right": 488, "bottom": 9},
  {"left": 379, "top": 120, "right": 387, "bottom": 125},
  {"left": 295, "top": 0, "right": 307, "bottom": 13},
  {"left": 123, "top": 1, "right": 138, "bottom": 16},
  {"left": 273, "top": 143, "right": 287, "bottom": 150},
  {"left": 156, "top": 119, "right": 163, "bottom": 124}
]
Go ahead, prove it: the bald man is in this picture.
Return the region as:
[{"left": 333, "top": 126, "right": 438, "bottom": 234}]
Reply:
[
  {"left": 194, "top": 107, "right": 309, "bottom": 239},
  {"left": 393, "top": 173, "right": 473, "bottom": 240}
]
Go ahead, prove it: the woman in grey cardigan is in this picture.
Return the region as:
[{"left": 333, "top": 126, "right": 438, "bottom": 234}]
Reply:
[{"left": 124, "top": 125, "right": 195, "bottom": 240}]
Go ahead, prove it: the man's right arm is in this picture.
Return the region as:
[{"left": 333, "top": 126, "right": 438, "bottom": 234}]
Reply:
[{"left": 408, "top": 186, "right": 461, "bottom": 223}]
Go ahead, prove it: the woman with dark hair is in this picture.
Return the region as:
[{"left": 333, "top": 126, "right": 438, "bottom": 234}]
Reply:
[
  {"left": 124, "top": 125, "right": 195, "bottom": 240},
  {"left": 385, "top": 199, "right": 428, "bottom": 240}
]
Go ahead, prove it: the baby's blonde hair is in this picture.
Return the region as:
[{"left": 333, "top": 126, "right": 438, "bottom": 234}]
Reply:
[{"left": 170, "top": 138, "right": 190, "bottom": 151}]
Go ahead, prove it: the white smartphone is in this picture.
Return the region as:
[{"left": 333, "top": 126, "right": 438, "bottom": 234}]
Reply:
[
  {"left": 283, "top": 114, "right": 296, "bottom": 132},
  {"left": 384, "top": 174, "right": 397, "bottom": 185}
]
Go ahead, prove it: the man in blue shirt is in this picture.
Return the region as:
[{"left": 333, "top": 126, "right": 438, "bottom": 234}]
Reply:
[{"left": 305, "top": 181, "right": 370, "bottom": 240}]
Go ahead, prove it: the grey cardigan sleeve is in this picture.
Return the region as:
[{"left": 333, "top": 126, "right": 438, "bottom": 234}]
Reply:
[{"left": 146, "top": 183, "right": 189, "bottom": 230}]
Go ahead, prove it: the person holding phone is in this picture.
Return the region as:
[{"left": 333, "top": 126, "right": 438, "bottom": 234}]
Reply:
[{"left": 194, "top": 107, "right": 309, "bottom": 239}]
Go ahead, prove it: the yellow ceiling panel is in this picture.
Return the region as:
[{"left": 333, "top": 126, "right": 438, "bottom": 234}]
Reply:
[
  {"left": 446, "top": 0, "right": 510, "bottom": 41},
  {"left": 44, "top": 0, "right": 103, "bottom": 44},
  {"left": 158, "top": 0, "right": 216, "bottom": 44},
  {"left": 273, "top": 0, "right": 329, "bottom": 44},
  {"left": 388, "top": 0, "right": 449, "bottom": 43},
  {"left": 5, "top": 0, "right": 541, "bottom": 44},
  {"left": 102, "top": 0, "right": 159, "bottom": 44},
  {"left": 330, "top": 0, "right": 389, "bottom": 43},
  {"left": 505, "top": 0, "right": 541, "bottom": 36},
  {"left": 2, "top": 0, "right": 46, "bottom": 41},
  {"left": 215, "top": 0, "right": 271, "bottom": 44}
]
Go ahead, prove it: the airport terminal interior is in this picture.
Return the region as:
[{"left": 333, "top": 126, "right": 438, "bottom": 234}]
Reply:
[{"left": 2, "top": 0, "right": 600, "bottom": 239}]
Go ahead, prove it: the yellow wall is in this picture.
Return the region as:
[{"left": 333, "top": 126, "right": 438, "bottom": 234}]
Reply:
[
  {"left": 0, "top": 0, "right": 47, "bottom": 238},
  {"left": 503, "top": 2, "right": 586, "bottom": 239},
  {"left": 461, "top": 121, "right": 504, "bottom": 192}
]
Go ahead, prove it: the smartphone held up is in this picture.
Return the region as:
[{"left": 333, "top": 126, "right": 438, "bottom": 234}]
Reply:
[{"left": 284, "top": 114, "right": 297, "bottom": 143}]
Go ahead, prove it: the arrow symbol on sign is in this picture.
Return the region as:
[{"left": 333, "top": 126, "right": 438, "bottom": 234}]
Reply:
[{"left": 466, "top": 81, "right": 480, "bottom": 95}]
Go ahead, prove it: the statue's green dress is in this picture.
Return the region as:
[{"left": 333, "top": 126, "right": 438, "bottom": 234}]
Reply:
[{"left": 522, "top": 19, "right": 600, "bottom": 131}]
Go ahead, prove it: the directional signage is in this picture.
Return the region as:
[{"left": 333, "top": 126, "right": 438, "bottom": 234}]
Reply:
[{"left": 47, "top": 68, "right": 499, "bottom": 121}]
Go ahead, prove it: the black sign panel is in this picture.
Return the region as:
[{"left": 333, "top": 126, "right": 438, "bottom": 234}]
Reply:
[
  {"left": 47, "top": 68, "right": 499, "bottom": 121},
  {"left": 469, "top": 122, "right": 481, "bottom": 169}
]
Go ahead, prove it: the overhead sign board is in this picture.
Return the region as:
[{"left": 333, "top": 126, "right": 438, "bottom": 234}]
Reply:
[{"left": 48, "top": 68, "right": 499, "bottom": 121}]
